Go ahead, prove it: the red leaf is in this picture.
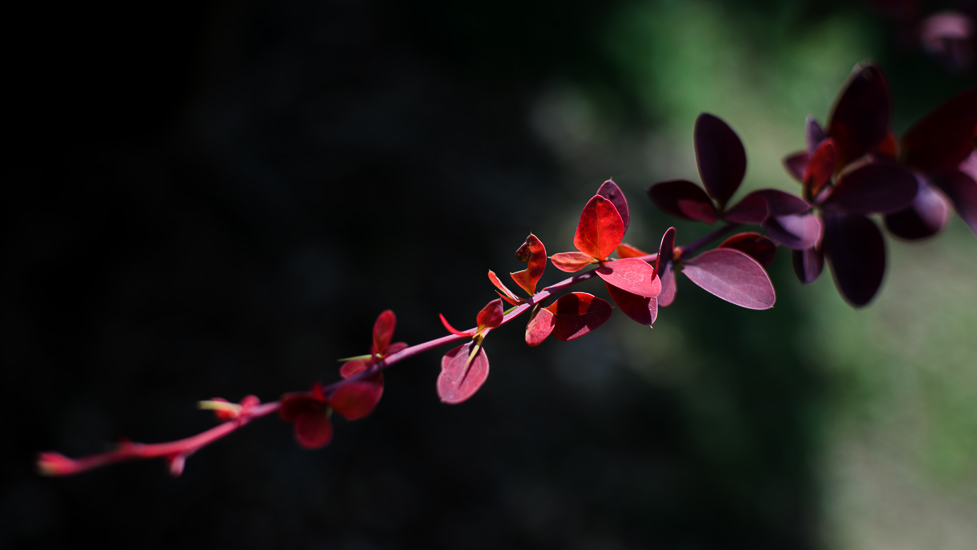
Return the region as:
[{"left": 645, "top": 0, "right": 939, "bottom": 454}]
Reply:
[
  {"left": 542, "top": 292, "right": 612, "bottom": 341},
  {"left": 488, "top": 270, "right": 522, "bottom": 303},
  {"left": 525, "top": 305, "right": 554, "bottom": 347},
  {"left": 681, "top": 248, "right": 776, "bottom": 310},
  {"left": 437, "top": 342, "right": 490, "bottom": 404},
  {"left": 827, "top": 64, "right": 891, "bottom": 169},
  {"left": 901, "top": 88, "right": 977, "bottom": 174},
  {"left": 294, "top": 410, "right": 333, "bottom": 449},
  {"left": 550, "top": 251, "right": 597, "bottom": 272},
  {"left": 804, "top": 138, "right": 836, "bottom": 198},
  {"left": 597, "top": 179, "right": 630, "bottom": 232},
  {"left": 647, "top": 179, "right": 719, "bottom": 223},
  {"left": 439, "top": 313, "right": 472, "bottom": 336},
  {"left": 280, "top": 390, "right": 326, "bottom": 423},
  {"left": 719, "top": 233, "right": 777, "bottom": 268},
  {"left": 616, "top": 243, "right": 650, "bottom": 259},
  {"left": 573, "top": 195, "right": 625, "bottom": 260},
  {"left": 510, "top": 234, "right": 547, "bottom": 296},
  {"left": 606, "top": 283, "right": 658, "bottom": 326},
  {"left": 476, "top": 299, "right": 504, "bottom": 331},
  {"left": 595, "top": 258, "right": 661, "bottom": 298},
  {"left": 694, "top": 113, "right": 747, "bottom": 206},
  {"left": 822, "top": 163, "right": 918, "bottom": 214},
  {"left": 330, "top": 381, "right": 383, "bottom": 420},
  {"left": 372, "top": 310, "right": 396, "bottom": 355},
  {"left": 784, "top": 151, "right": 809, "bottom": 182},
  {"left": 340, "top": 358, "right": 372, "bottom": 378}
]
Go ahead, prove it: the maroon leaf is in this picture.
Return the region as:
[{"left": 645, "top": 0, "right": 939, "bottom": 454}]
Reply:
[
  {"left": 329, "top": 381, "right": 383, "bottom": 420},
  {"left": 804, "top": 138, "right": 836, "bottom": 198},
  {"left": 372, "top": 310, "right": 396, "bottom": 355},
  {"left": 657, "top": 227, "right": 677, "bottom": 307},
  {"left": 805, "top": 116, "right": 826, "bottom": 153},
  {"left": 762, "top": 213, "right": 821, "bottom": 250},
  {"left": 294, "top": 410, "right": 333, "bottom": 449},
  {"left": 437, "top": 342, "right": 490, "bottom": 404},
  {"left": 883, "top": 177, "right": 950, "bottom": 240},
  {"left": 543, "top": 292, "right": 612, "bottom": 341},
  {"left": 510, "top": 234, "right": 547, "bottom": 296},
  {"left": 574, "top": 195, "right": 625, "bottom": 260},
  {"left": 901, "top": 88, "right": 977, "bottom": 174},
  {"left": 606, "top": 283, "right": 658, "bottom": 326},
  {"left": 719, "top": 233, "right": 777, "bottom": 268},
  {"left": 694, "top": 113, "right": 747, "bottom": 206},
  {"left": 595, "top": 258, "right": 661, "bottom": 298},
  {"left": 681, "top": 248, "right": 776, "bottom": 310},
  {"left": 821, "top": 163, "right": 918, "bottom": 214},
  {"left": 551, "top": 251, "right": 597, "bottom": 272},
  {"left": 784, "top": 151, "right": 809, "bottom": 182},
  {"left": 931, "top": 169, "right": 977, "bottom": 236},
  {"left": 792, "top": 246, "right": 824, "bottom": 284},
  {"left": 827, "top": 64, "right": 891, "bottom": 168},
  {"left": 597, "top": 179, "right": 630, "bottom": 232},
  {"left": 525, "top": 305, "right": 554, "bottom": 347},
  {"left": 724, "top": 193, "right": 768, "bottom": 224},
  {"left": 823, "top": 212, "right": 886, "bottom": 307},
  {"left": 647, "top": 179, "right": 719, "bottom": 223}
]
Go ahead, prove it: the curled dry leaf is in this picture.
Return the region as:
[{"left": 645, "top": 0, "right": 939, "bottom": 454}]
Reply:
[{"left": 510, "top": 234, "right": 547, "bottom": 296}]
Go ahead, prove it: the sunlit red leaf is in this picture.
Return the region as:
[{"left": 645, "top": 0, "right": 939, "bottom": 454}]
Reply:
[
  {"left": 542, "top": 292, "right": 612, "bottom": 341},
  {"left": 784, "top": 152, "right": 809, "bottom": 182},
  {"left": 476, "top": 299, "right": 504, "bottom": 331},
  {"left": 724, "top": 193, "right": 768, "bottom": 224},
  {"left": 719, "top": 233, "right": 777, "bottom": 268},
  {"left": 437, "top": 342, "right": 490, "bottom": 404},
  {"left": 823, "top": 212, "right": 886, "bottom": 307},
  {"left": 605, "top": 283, "right": 658, "bottom": 326},
  {"left": 792, "top": 246, "right": 824, "bottom": 284},
  {"left": 930, "top": 168, "right": 977, "bottom": 236},
  {"left": 525, "top": 305, "right": 554, "bottom": 347},
  {"left": 595, "top": 258, "right": 661, "bottom": 298},
  {"left": 372, "top": 310, "right": 396, "bottom": 355},
  {"left": 647, "top": 179, "right": 719, "bottom": 223},
  {"left": 573, "top": 195, "right": 625, "bottom": 259},
  {"left": 439, "top": 313, "right": 473, "bottom": 336},
  {"left": 827, "top": 64, "right": 891, "bottom": 169},
  {"left": 805, "top": 116, "right": 826, "bottom": 153},
  {"left": 681, "top": 248, "right": 775, "bottom": 310},
  {"left": 329, "top": 381, "right": 383, "bottom": 420},
  {"left": 488, "top": 270, "right": 523, "bottom": 304},
  {"left": 821, "top": 162, "right": 917, "bottom": 214},
  {"left": 901, "top": 89, "right": 977, "bottom": 174},
  {"left": 762, "top": 213, "right": 821, "bottom": 250},
  {"left": 616, "top": 243, "right": 650, "bottom": 259},
  {"left": 597, "top": 179, "right": 630, "bottom": 232},
  {"left": 883, "top": 177, "right": 950, "bottom": 240},
  {"left": 657, "top": 227, "right": 677, "bottom": 307},
  {"left": 551, "top": 251, "right": 597, "bottom": 272},
  {"left": 510, "top": 234, "right": 547, "bottom": 296},
  {"left": 694, "top": 113, "right": 747, "bottom": 205},
  {"left": 804, "top": 138, "right": 836, "bottom": 197}
]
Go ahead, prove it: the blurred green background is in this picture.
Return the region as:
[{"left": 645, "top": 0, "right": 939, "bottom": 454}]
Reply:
[{"left": 4, "top": 0, "right": 976, "bottom": 548}]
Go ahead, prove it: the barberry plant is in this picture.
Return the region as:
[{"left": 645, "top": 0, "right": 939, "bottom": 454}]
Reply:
[{"left": 37, "top": 62, "right": 977, "bottom": 477}]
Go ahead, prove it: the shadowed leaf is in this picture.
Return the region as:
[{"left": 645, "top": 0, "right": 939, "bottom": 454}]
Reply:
[
  {"left": 330, "top": 381, "right": 383, "bottom": 420},
  {"left": 827, "top": 64, "right": 891, "bottom": 168},
  {"left": 543, "top": 292, "right": 612, "bottom": 341},
  {"left": 574, "top": 195, "right": 625, "bottom": 259},
  {"left": 750, "top": 189, "right": 810, "bottom": 216},
  {"left": 340, "top": 358, "right": 373, "bottom": 378},
  {"left": 784, "top": 152, "right": 808, "bottom": 182},
  {"left": 294, "top": 410, "right": 333, "bottom": 449},
  {"left": 804, "top": 138, "right": 836, "bottom": 197},
  {"left": 805, "top": 116, "right": 826, "bottom": 153},
  {"left": 476, "top": 299, "right": 504, "bottom": 330},
  {"left": 681, "top": 248, "right": 776, "bottom": 310},
  {"left": 931, "top": 168, "right": 977, "bottom": 235},
  {"left": 597, "top": 179, "right": 630, "bottom": 232},
  {"left": 719, "top": 233, "right": 777, "bottom": 267},
  {"left": 606, "top": 283, "right": 658, "bottom": 326},
  {"left": 647, "top": 179, "right": 719, "bottom": 223},
  {"left": 763, "top": 213, "right": 821, "bottom": 250},
  {"left": 438, "top": 342, "right": 490, "bottom": 404},
  {"left": 724, "top": 193, "right": 768, "bottom": 224},
  {"left": 792, "top": 246, "right": 824, "bottom": 284},
  {"left": 596, "top": 258, "right": 661, "bottom": 298},
  {"left": 901, "top": 88, "right": 977, "bottom": 174},
  {"left": 616, "top": 243, "right": 650, "bottom": 259},
  {"left": 884, "top": 177, "right": 950, "bottom": 240},
  {"left": 823, "top": 212, "right": 886, "bottom": 307},
  {"left": 551, "top": 252, "right": 597, "bottom": 272},
  {"left": 694, "top": 113, "right": 747, "bottom": 205},
  {"left": 822, "top": 163, "right": 917, "bottom": 214},
  {"left": 657, "top": 227, "right": 677, "bottom": 307},
  {"left": 510, "top": 234, "right": 547, "bottom": 295},
  {"left": 372, "top": 310, "right": 396, "bottom": 355}
]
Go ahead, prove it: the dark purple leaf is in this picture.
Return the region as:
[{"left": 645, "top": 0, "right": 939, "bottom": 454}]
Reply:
[
  {"left": 724, "top": 193, "right": 768, "bottom": 224},
  {"left": 746, "top": 189, "right": 811, "bottom": 216},
  {"left": 438, "top": 342, "right": 490, "bottom": 404},
  {"left": 658, "top": 263, "right": 677, "bottom": 307},
  {"left": 805, "top": 116, "right": 826, "bottom": 153},
  {"left": 719, "top": 232, "right": 777, "bottom": 267},
  {"left": 595, "top": 258, "right": 661, "bottom": 298},
  {"left": 784, "top": 151, "right": 809, "bottom": 182},
  {"left": 901, "top": 88, "right": 977, "bottom": 174},
  {"left": 681, "top": 248, "right": 776, "bottom": 310},
  {"left": 694, "top": 113, "right": 747, "bottom": 206},
  {"left": 657, "top": 228, "right": 677, "bottom": 307},
  {"left": 821, "top": 163, "right": 918, "bottom": 214},
  {"left": 647, "top": 180, "right": 718, "bottom": 223},
  {"left": 762, "top": 213, "right": 821, "bottom": 250},
  {"left": 883, "top": 176, "right": 950, "bottom": 240},
  {"left": 597, "top": 179, "right": 630, "bottom": 232},
  {"left": 823, "top": 212, "right": 886, "bottom": 307},
  {"left": 827, "top": 63, "right": 891, "bottom": 168},
  {"left": 792, "top": 246, "right": 824, "bottom": 284},
  {"left": 930, "top": 169, "right": 977, "bottom": 236},
  {"left": 606, "top": 283, "right": 658, "bottom": 326}
]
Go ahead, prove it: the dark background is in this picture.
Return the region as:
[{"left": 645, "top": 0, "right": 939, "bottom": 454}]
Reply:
[{"left": 4, "top": 1, "right": 975, "bottom": 549}]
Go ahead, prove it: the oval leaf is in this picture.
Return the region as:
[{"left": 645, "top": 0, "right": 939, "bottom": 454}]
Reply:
[
  {"left": 543, "top": 292, "right": 612, "bottom": 341},
  {"left": 823, "top": 212, "right": 886, "bottom": 307},
  {"left": 597, "top": 179, "right": 630, "bottom": 232},
  {"left": 719, "top": 232, "right": 777, "bottom": 268},
  {"left": 931, "top": 168, "right": 977, "bottom": 236},
  {"left": 883, "top": 177, "right": 949, "bottom": 240},
  {"left": 901, "top": 88, "right": 977, "bottom": 174},
  {"left": 792, "top": 246, "right": 824, "bottom": 284},
  {"left": 647, "top": 179, "right": 719, "bottom": 223},
  {"left": 294, "top": 410, "right": 333, "bottom": 449},
  {"left": 605, "top": 283, "right": 658, "bottom": 326},
  {"left": 525, "top": 305, "right": 554, "bottom": 347},
  {"left": 595, "top": 258, "right": 661, "bottom": 298},
  {"left": 762, "top": 213, "right": 822, "bottom": 250},
  {"left": 616, "top": 243, "right": 650, "bottom": 259},
  {"left": 724, "top": 193, "right": 768, "bottom": 224},
  {"left": 694, "top": 113, "right": 747, "bottom": 205},
  {"left": 681, "top": 248, "right": 776, "bottom": 310},
  {"left": 372, "top": 310, "right": 396, "bottom": 355},
  {"left": 510, "top": 234, "right": 547, "bottom": 296},
  {"left": 438, "top": 342, "right": 490, "bottom": 404},
  {"left": 476, "top": 299, "right": 504, "bottom": 331},
  {"left": 657, "top": 227, "right": 677, "bottom": 307},
  {"left": 330, "top": 380, "right": 383, "bottom": 421},
  {"left": 550, "top": 251, "right": 597, "bottom": 273},
  {"left": 822, "top": 163, "right": 918, "bottom": 214},
  {"left": 574, "top": 195, "right": 625, "bottom": 260},
  {"left": 827, "top": 64, "right": 891, "bottom": 168}
]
